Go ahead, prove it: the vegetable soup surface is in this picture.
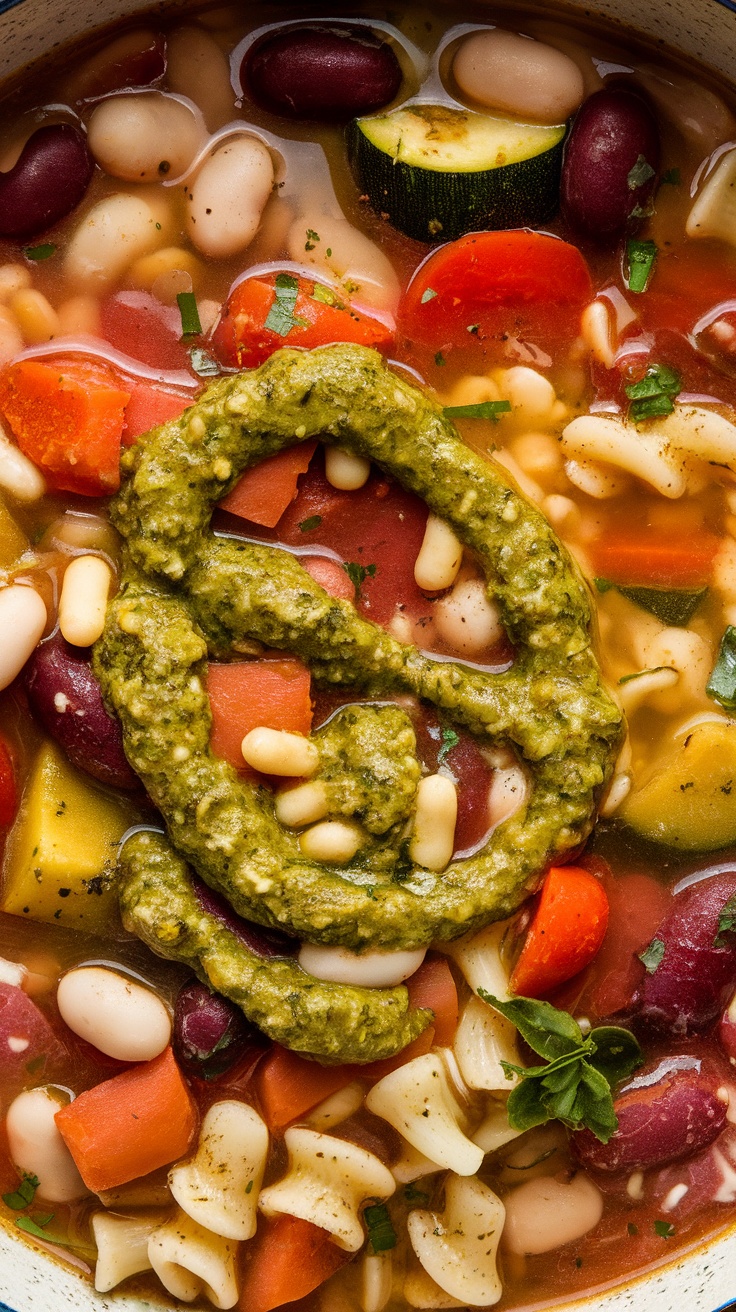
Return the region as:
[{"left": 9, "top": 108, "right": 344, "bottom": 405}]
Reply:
[{"left": 2, "top": 3, "right": 736, "bottom": 1308}]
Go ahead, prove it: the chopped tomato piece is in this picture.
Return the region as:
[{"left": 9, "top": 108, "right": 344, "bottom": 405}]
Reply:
[
  {"left": 208, "top": 659, "right": 313, "bottom": 772},
  {"left": 0, "top": 358, "right": 130, "bottom": 496},
  {"left": 100, "top": 290, "right": 191, "bottom": 371},
  {"left": 122, "top": 382, "right": 189, "bottom": 444},
  {"left": 406, "top": 954, "right": 458, "bottom": 1047},
  {"left": 212, "top": 272, "right": 394, "bottom": 369},
  {"left": 219, "top": 442, "right": 317, "bottom": 527},
  {"left": 301, "top": 555, "right": 356, "bottom": 602},
  {"left": 510, "top": 865, "right": 610, "bottom": 999}
]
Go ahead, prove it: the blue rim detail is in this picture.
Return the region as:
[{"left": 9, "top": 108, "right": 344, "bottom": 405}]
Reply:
[
  {"left": 0, "top": 0, "right": 23, "bottom": 13},
  {"left": 715, "top": 0, "right": 736, "bottom": 10}
]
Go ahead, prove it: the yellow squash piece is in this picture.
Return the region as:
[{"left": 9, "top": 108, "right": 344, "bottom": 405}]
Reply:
[
  {"left": 0, "top": 493, "right": 28, "bottom": 569},
  {"left": 0, "top": 741, "right": 136, "bottom": 931},
  {"left": 622, "top": 718, "right": 736, "bottom": 850}
]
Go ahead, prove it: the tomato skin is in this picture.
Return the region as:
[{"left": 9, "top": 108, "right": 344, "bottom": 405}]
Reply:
[
  {"left": 0, "top": 738, "right": 16, "bottom": 828},
  {"left": 399, "top": 230, "right": 592, "bottom": 356},
  {"left": 510, "top": 864, "right": 609, "bottom": 998},
  {"left": 212, "top": 273, "right": 394, "bottom": 369}
]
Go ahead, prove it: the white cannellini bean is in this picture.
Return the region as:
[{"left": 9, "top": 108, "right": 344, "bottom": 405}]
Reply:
[
  {"left": 64, "top": 193, "right": 171, "bottom": 290},
  {"left": 288, "top": 214, "right": 400, "bottom": 314},
  {"left": 11, "top": 289, "right": 60, "bottom": 345},
  {"left": 0, "top": 305, "right": 23, "bottom": 365},
  {"left": 502, "top": 1173, "right": 604, "bottom": 1255},
  {"left": 581, "top": 299, "right": 616, "bottom": 368},
  {"left": 509, "top": 432, "right": 562, "bottom": 482},
  {"left": 242, "top": 726, "right": 318, "bottom": 777},
  {"left": 167, "top": 26, "right": 237, "bottom": 131},
  {"left": 87, "top": 92, "right": 204, "bottom": 184},
  {"left": 6, "top": 1087, "right": 87, "bottom": 1202},
  {"left": 325, "top": 447, "right": 371, "bottom": 491},
  {"left": 487, "top": 765, "right": 528, "bottom": 828},
  {"left": 187, "top": 137, "right": 274, "bottom": 259},
  {"left": 56, "top": 966, "right": 171, "bottom": 1063},
  {"left": 0, "top": 586, "right": 47, "bottom": 692},
  {"left": 0, "top": 428, "right": 45, "bottom": 502},
  {"left": 0, "top": 263, "right": 31, "bottom": 302},
  {"left": 298, "top": 943, "right": 426, "bottom": 988},
  {"left": 499, "top": 366, "right": 559, "bottom": 429},
  {"left": 275, "top": 780, "right": 328, "bottom": 827},
  {"left": 410, "top": 775, "right": 457, "bottom": 872},
  {"left": 56, "top": 295, "right": 101, "bottom": 338},
  {"left": 453, "top": 28, "right": 584, "bottom": 123},
  {"left": 414, "top": 515, "right": 463, "bottom": 592},
  {"left": 433, "top": 578, "right": 504, "bottom": 658},
  {"left": 58, "top": 555, "right": 112, "bottom": 648},
  {"left": 299, "top": 819, "right": 364, "bottom": 863}
]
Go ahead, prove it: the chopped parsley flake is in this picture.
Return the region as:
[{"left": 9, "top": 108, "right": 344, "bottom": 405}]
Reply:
[
  {"left": 264, "top": 273, "right": 308, "bottom": 337},
  {"left": 443, "top": 401, "right": 511, "bottom": 422},
  {"left": 298, "top": 515, "right": 322, "bottom": 533},
  {"left": 638, "top": 937, "right": 665, "bottom": 974},
  {"left": 177, "top": 291, "right": 202, "bottom": 337},
  {"left": 23, "top": 243, "right": 56, "bottom": 261},
  {"left": 305, "top": 228, "right": 320, "bottom": 251},
  {"left": 626, "top": 239, "right": 658, "bottom": 294},
  {"left": 420, "top": 288, "right": 438, "bottom": 304}
]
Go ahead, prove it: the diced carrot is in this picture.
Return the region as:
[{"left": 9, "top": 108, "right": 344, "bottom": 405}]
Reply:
[
  {"left": 406, "top": 954, "right": 459, "bottom": 1048},
  {"left": 239, "top": 1215, "right": 350, "bottom": 1312},
  {"left": 509, "top": 865, "right": 610, "bottom": 999},
  {"left": 122, "top": 382, "right": 189, "bottom": 444},
  {"left": 302, "top": 555, "right": 356, "bottom": 602},
  {"left": 0, "top": 358, "right": 130, "bottom": 496},
  {"left": 219, "top": 442, "right": 317, "bottom": 528},
  {"left": 208, "top": 659, "right": 313, "bottom": 772},
  {"left": 54, "top": 1046, "right": 197, "bottom": 1192},
  {"left": 256, "top": 1046, "right": 353, "bottom": 1135},
  {"left": 588, "top": 533, "right": 720, "bottom": 589}
]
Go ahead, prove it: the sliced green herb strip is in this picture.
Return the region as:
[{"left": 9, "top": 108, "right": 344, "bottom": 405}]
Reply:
[
  {"left": 343, "top": 561, "right": 376, "bottom": 596},
  {"left": 403, "top": 1184, "right": 429, "bottom": 1205},
  {"left": 2, "top": 1173, "right": 39, "bottom": 1211},
  {"left": 434, "top": 351, "right": 446, "bottom": 367},
  {"left": 15, "top": 1215, "right": 54, "bottom": 1240},
  {"left": 625, "top": 362, "right": 681, "bottom": 421},
  {"left": 265, "top": 273, "right": 307, "bottom": 337},
  {"left": 626, "top": 239, "right": 658, "bottom": 294},
  {"left": 420, "top": 288, "right": 438, "bottom": 304},
  {"left": 443, "top": 401, "right": 511, "bottom": 422},
  {"left": 707, "top": 626, "right": 736, "bottom": 713},
  {"left": 618, "top": 585, "right": 706, "bottom": 628},
  {"left": 619, "top": 666, "right": 672, "bottom": 686},
  {"left": 23, "top": 243, "right": 56, "bottom": 261},
  {"left": 715, "top": 893, "right": 736, "bottom": 947},
  {"left": 627, "top": 155, "right": 656, "bottom": 190},
  {"left": 638, "top": 937, "right": 665, "bottom": 974},
  {"left": 188, "top": 346, "right": 220, "bottom": 378},
  {"left": 177, "top": 291, "right": 202, "bottom": 337},
  {"left": 364, "top": 1202, "right": 397, "bottom": 1253},
  {"left": 661, "top": 168, "right": 681, "bottom": 186},
  {"left": 298, "top": 515, "right": 322, "bottom": 533},
  {"left": 438, "top": 727, "right": 460, "bottom": 764},
  {"left": 654, "top": 1220, "right": 675, "bottom": 1239}
]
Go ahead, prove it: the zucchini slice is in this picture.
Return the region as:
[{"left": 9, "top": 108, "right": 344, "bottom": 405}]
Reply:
[{"left": 347, "top": 104, "right": 566, "bottom": 243}]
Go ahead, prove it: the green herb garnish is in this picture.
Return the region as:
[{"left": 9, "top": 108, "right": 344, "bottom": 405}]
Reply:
[
  {"left": 478, "top": 992, "right": 643, "bottom": 1142},
  {"left": 437, "top": 727, "right": 460, "bottom": 764},
  {"left": 628, "top": 1222, "right": 639, "bottom": 1236},
  {"left": 23, "top": 243, "right": 56, "bottom": 261},
  {"left": 364, "top": 1202, "right": 397, "bottom": 1253},
  {"left": 619, "top": 666, "right": 672, "bottom": 685},
  {"left": 707, "top": 626, "right": 736, "bottom": 713},
  {"left": 715, "top": 893, "right": 736, "bottom": 947},
  {"left": 626, "top": 239, "right": 658, "bottom": 294},
  {"left": 443, "top": 401, "right": 511, "bottom": 422},
  {"left": 298, "top": 515, "right": 322, "bottom": 533},
  {"left": 265, "top": 273, "right": 308, "bottom": 337},
  {"left": 654, "top": 1220, "right": 675, "bottom": 1239},
  {"left": 305, "top": 228, "right": 320, "bottom": 251},
  {"left": 628, "top": 155, "right": 656, "bottom": 190},
  {"left": 177, "top": 291, "right": 202, "bottom": 337},
  {"left": 3, "top": 1173, "right": 39, "bottom": 1211},
  {"left": 421, "top": 288, "right": 438, "bottom": 304},
  {"left": 343, "top": 561, "right": 376, "bottom": 597},
  {"left": 15, "top": 1214, "right": 54, "bottom": 1240},
  {"left": 467, "top": 323, "right": 480, "bottom": 335},
  {"left": 638, "top": 938, "right": 665, "bottom": 974},
  {"left": 312, "top": 284, "right": 343, "bottom": 309},
  {"left": 403, "top": 1184, "right": 430, "bottom": 1205},
  {"left": 661, "top": 168, "right": 681, "bottom": 186},
  {"left": 434, "top": 351, "right": 446, "bottom": 367},
  {"left": 597, "top": 576, "right": 706, "bottom": 628},
  {"left": 625, "top": 362, "right": 681, "bottom": 420},
  {"left": 188, "top": 346, "right": 220, "bottom": 377}
]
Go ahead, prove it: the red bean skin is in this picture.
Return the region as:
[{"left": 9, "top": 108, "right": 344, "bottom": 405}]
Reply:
[
  {"left": 561, "top": 90, "right": 660, "bottom": 239},
  {"left": 173, "top": 979, "right": 268, "bottom": 1081},
  {"left": 633, "top": 871, "right": 736, "bottom": 1035},
  {"left": 0, "top": 124, "right": 93, "bottom": 240},
  {"left": 243, "top": 25, "right": 402, "bottom": 122},
  {"left": 572, "top": 1053, "right": 728, "bottom": 1173},
  {"left": 66, "top": 30, "right": 166, "bottom": 103},
  {"left": 24, "top": 631, "right": 137, "bottom": 790}
]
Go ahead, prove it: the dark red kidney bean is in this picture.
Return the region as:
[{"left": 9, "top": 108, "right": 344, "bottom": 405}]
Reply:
[
  {"left": 243, "top": 25, "right": 402, "bottom": 121},
  {"left": 561, "top": 90, "right": 660, "bottom": 239},
  {"left": 633, "top": 870, "right": 736, "bottom": 1035},
  {"left": 0, "top": 124, "right": 94, "bottom": 240},
  {"left": 192, "top": 875, "right": 298, "bottom": 958},
  {"left": 65, "top": 30, "right": 166, "bottom": 103},
  {"left": 173, "top": 979, "right": 268, "bottom": 1081},
  {"left": 572, "top": 1053, "right": 728, "bottom": 1172},
  {"left": 719, "top": 996, "right": 736, "bottom": 1061},
  {"left": 24, "top": 630, "right": 137, "bottom": 790}
]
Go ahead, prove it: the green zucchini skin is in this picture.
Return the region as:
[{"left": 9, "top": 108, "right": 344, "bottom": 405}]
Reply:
[{"left": 347, "top": 114, "right": 566, "bottom": 243}]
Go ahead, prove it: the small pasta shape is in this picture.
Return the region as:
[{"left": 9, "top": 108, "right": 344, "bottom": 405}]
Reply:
[
  {"left": 404, "top": 1263, "right": 465, "bottom": 1308},
  {"left": 441, "top": 920, "right": 513, "bottom": 1000},
  {"left": 365, "top": 1053, "right": 483, "bottom": 1177},
  {"left": 407, "top": 1174, "right": 505, "bottom": 1306},
  {"left": 169, "top": 1100, "right": 269, "bottom": 1240},
  {"left": 391, "top": 1140, "right": 445, "bottom": 1185},
  {"left": 453, "top": 994, "right": 521, "bottom": 1092},
  {"left": 361, "top": 1250, "right": 393, "bottom": 1312},
  {"left": 92, "top": 1211, "right": 160, "bottom": 1292},
  {"left": 304, "top": 1081, "right": 365, "bottom": 1130},
  {"left": 258, "top": 1126, "right": 395, "bottom": 1252},
  {"left": 564, "top": 456, "right": 630, "bottom": 499},
  {"left": 148, "top": 1209, "right": 239, "bottom": 1308},
  {"left": 472, "top": 1098, "right": 522, "bottom": 1156}
]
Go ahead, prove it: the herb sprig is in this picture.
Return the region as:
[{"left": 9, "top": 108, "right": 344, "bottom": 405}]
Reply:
[
  {"left": 443, "top": 401, "right": 511, "bottom": 422},
  {"left": 364, "top": 1202, "right": 397, "bottom": 1253},
  {"left": 343, "top": 561, "right": 376, "bottom": 599},
  {"left": 625, "top": 363, "right": 681, "bottom": 422},
  {"left": 707, "top": 626, "right": 736, "bottom": 713},
  {"left": 478, "top": 992, "right": 643, "bottom": 1142},
  {"left": 265, "top": 273, "right": 308, "bottom": 337},
  {"left": 626, "top": 238, "right": 658, "bottom": 294}
]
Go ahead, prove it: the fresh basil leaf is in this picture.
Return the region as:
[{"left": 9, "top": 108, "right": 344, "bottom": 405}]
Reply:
[
  {"left": 188, "top": 346, "right": 221, "bottom": 377},
  {"left": 630, "top": 393, "right": 677, "bottom": 420},
  {"left": 177, "top": 291, "right": 202, "bottom": 337},
  {"left": 572, "top": 1064, "right": 619, "bottom": 1142},
  {"left": 626, "top": 239, "right": 658, "bottom": 294},
  {"left": 420, "top": 288, "right": 438, "bottom": 304},
  {"left": 638, "top": 937, "right": 665, "bottom": 974},
  {"left": 715, "top": 893, "right": 736, "bottom": 947},
  {"left": 628, "top": 155, "right": 656, "bottom": 190},
  {"left": 654, "top": 1219, "right": 675, "bottom": 1239},
  {"left": 23, "top": 243, "right": 56, "bottom": 261},
  {"left": 15, "top": 1214, "right": 54, "bottom": 1240},
  {"left": 625, "top": 362, "right": 681, "bottom": 419},
  {"left": 617, "top": 585, "right": 706, "bottom": 628},
  {"left": 443, "top": 401, "right": 511, "bottom": 422},
  {"left": 265, "top": 273, "right": 308, "bottom": 337},
  {"left": 707, "top": 626, "right": 736, "bottom": 713},
  {"left": 2, "top": 1173, "right": 39, "bottom": 1211},
  {"left": 588, "top": 1026, "right": 643, "bottom": 1088},
  {"left": 298, "top": 515, "right": 322, "bottom": 533},
  {"left": 364, "top": 1202, "right": 397, "bottom": 1253},
  {"left": 437, "top": 727, "right": 459, "bottom": 764},
  {"left": 544, "top": 1059, "right": 586, "bottom": 1119},
  {"left": 479, "top": 992, "right": 584, "bottom": 1062},
  {"left": 505, "top": 1074, "right": 552, "bottom": 1132}
]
